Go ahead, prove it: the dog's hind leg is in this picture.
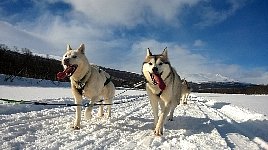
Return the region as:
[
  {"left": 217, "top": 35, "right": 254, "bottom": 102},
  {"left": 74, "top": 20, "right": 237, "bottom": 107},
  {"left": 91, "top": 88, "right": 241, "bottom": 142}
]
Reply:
[
  {"left": 97, "top": 100, "right": 104, "bottom": 117},
  {"left": 180, "top": 94, "right": 185, "bottom": 104},
  {"left": 168, "top": 101, "right": 177, "bottom": 121},
  {"left": 104, "top": 98, "right": 112, "bottom": 118},
  {"left": 184, "top": 93, "right": 189, "bottom": 104}
]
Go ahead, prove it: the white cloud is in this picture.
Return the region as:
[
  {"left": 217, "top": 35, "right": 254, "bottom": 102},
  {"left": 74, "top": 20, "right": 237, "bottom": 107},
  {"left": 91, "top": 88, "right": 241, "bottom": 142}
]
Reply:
[
  {"left": 193, "top": 39, "right": 205, "bottom": 47},
  {"left": 0, "top": 21, "right": 55, "bottom": 54},
  {"left": 237, "top": 68, "right": 268, "bottom": 85},
  {"left": 65, "top": 0, "right": 143, "bottom": 27},
  {"left": 65, "top": 0, "right": 201, "bottom": 27},
  {"left": 196, "top": 0, "right": 249, "bottom": 27},
  {"left": 0, "top": 0, "right": 203, "bottom": 54}
]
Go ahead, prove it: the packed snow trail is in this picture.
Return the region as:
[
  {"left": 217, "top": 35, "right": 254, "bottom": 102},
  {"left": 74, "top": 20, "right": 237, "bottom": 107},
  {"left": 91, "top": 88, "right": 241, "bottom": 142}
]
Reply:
[{"left": 0, "top": 91, "right": 267, "bottom": 150}]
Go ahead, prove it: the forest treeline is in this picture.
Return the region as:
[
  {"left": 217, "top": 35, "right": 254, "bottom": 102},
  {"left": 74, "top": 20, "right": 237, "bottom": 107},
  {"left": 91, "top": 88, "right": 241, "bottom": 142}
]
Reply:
[
  {"left": 189, "top": 82, "right": 268, "bottom": 95},
  {"left": 0, "top": 44, "right": 144, "bottom": 88},
  {"left": 1, "top": 44, "right": 268, "bottom": 94}
]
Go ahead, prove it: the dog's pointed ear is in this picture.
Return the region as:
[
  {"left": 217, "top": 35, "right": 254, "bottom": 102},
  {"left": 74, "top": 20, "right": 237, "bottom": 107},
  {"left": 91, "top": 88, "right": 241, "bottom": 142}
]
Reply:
[
  {"left": 78, "top": 44, "right": 85, "bottom": 54},
  {"left": 162, "top": 47, "right": 168, "bottom": 58},
  {"left": 146, "top": 48, "right": 152, "bottom": 56},
  {"left": 67, "top": 44, "right": 72, "bottom": 51}
]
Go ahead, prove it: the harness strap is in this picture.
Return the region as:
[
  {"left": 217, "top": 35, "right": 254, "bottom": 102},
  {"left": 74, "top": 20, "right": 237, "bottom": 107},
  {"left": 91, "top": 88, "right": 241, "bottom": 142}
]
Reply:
[
  {"left": 76, "top": 88, "right": 83, "bottom": 95},
  {"left": 75, "top": 77, "right": 111, "bottom": 96},
  {"left": 104, "top": 77, "right": 111, "bottom": 86},
  {"left": 75, "top": 79, "right": 88, "bottom": 96},
  {"left": 156, "top": 91, "right": 163, "bottom": 97},
  {"left": 99, "top": 67, "right": 111, "bottom": 86},
  {"left": 74, "top": 67, "right": 112, "bottom": 96},
  {"left": 74, "top": 68, "right": 91, "bottom": 93}
]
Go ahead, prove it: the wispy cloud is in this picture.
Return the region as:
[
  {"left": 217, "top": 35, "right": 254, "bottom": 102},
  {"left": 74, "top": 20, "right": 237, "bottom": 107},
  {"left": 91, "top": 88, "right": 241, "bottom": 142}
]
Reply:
[
  {"left": 193, "top": 39, "right": 206, "bottom": 47},
  {"left": 66, "top": 0, "right": 201, "bottom": 27},
  {"left": 195, "top": 0, "right": 249, "bottom": 27},
  {"left": 0, "top": 21, "right": 54, "bottom": 53}
]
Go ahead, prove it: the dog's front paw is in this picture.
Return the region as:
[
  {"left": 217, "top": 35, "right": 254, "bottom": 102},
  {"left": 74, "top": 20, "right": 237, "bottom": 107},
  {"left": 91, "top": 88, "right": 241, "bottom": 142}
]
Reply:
[
  {"left": 154, "top": 127, "right": 163, "bottom": 136},
  {"left": 97, "top": 113, "right": 104, "bottom": 117},
  {"left": 71, "top": 125, "right": 80, "bottom": 130},
  {"left": 168, "top": 116, "right": 174, "bottom": 121}
]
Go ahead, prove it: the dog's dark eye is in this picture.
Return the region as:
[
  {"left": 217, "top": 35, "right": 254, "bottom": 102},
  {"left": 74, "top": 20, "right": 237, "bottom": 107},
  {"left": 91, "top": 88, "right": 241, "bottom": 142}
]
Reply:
[
  {"left": 149, "top": 62, "right": 153, "bottom": 65},
  {"left": 72, "top": 55, "right": 77, "bottom": 58},
  {"left": 65, "top": 55, "right": 67, "bottom": 58},
  {"left": 159, "top": 62, "right": 163, "bottom": 66}
]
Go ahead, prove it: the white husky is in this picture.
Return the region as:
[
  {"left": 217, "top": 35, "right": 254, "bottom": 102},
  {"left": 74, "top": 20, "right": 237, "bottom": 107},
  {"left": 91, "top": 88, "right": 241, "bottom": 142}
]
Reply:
[
  {"left": 57, "top": 44, "right": 115, "bottom": 129},
  {"left": 142, "top": 48, "right": 182, "bottom": 136},
  {"left": 181, "top": 79, "right": 191, "bottom": 104}
]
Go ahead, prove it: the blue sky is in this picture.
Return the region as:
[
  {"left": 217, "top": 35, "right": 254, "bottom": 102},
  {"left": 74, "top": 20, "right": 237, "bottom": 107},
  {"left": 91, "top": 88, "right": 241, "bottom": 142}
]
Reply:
[{"left": 0, "top": 0, "right": 267, "bottom": 84}]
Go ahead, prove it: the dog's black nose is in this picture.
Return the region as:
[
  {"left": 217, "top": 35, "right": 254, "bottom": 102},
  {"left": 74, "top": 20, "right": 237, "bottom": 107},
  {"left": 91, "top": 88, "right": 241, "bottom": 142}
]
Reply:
[
  {"left": 64, "top": 58, "right": 70, "bottom": 64},
  {"left": 152, "top": 67, "right": 158, "bottom": 73}
]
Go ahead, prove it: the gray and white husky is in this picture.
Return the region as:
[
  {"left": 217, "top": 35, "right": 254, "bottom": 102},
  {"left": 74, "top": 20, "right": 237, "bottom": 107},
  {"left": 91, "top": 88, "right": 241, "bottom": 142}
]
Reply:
[
  {"left": 57, "top": 44, "right": 115, "bottom": 129},
  {"left": 142, "top": 48, "right": 182, "bottom": 136},
  {"left": 181, "top": 79, "right": 191, "bottom": 104}
]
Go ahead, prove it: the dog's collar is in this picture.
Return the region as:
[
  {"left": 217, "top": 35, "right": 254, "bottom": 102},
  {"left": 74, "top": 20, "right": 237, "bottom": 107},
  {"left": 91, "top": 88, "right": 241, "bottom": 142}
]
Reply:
[
  {"left": 74, "top": 69, "right": 91, "bottom": 94},
  {"left": 163, "top": 72, "right": 171, "bottom": 82}
]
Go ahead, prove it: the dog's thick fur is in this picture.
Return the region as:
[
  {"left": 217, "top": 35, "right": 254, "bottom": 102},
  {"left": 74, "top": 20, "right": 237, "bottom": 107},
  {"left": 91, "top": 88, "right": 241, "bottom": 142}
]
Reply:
[
  {"left": 142, "top": 48, "right": 182, "bottom": 136},
  {"left": 181, "top": 79, "right": 191, "bottom": 104},
  {"left": 61, "top": 44, "right": 115, "bottom": 129}
]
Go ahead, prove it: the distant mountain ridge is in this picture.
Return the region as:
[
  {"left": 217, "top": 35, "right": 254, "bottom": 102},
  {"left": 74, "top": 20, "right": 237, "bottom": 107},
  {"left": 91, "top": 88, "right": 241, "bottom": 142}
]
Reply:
[{"left": 184, "top": 73, "right": 238, "bottom": 83}]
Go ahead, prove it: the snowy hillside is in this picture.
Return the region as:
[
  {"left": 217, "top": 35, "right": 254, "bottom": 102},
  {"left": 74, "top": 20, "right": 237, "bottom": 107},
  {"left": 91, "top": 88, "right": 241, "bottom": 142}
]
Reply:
[
  {"left": 184, "top": 73, "right": 237, "bottom": 83},
  {"left": 0, "top": 77, "right": 268, "bottom": 149}
]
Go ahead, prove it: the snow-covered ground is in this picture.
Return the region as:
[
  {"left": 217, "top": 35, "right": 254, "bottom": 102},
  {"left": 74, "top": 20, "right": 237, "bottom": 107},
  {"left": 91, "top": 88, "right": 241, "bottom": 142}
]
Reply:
[
  {"left": 194, "top": 93, "right": 268, "bottom": 116},
  {"left": 0, "top": 76, "right": 268, "bottom": 149}
]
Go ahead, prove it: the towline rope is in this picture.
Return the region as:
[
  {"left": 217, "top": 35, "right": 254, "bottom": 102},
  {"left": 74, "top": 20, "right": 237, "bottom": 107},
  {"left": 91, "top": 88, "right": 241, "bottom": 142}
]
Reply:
[
  {"left": 0, "top": 81, "right": 147, "bottom": 107},
  {"left": 0, "top": 94, "right": 147, "bottom": 107}
]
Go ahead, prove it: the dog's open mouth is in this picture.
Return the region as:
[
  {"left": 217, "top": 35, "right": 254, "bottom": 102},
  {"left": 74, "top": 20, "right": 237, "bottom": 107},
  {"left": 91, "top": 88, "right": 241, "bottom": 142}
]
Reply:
[
  {"left": 57, "top": 65, "right": 78, "bottom": 80},
  {"left": 150, "top": 72, "right": 162, "bottom": 85},
  {"left": 149, "top": 72, "right": 166, "bottom": 91}
]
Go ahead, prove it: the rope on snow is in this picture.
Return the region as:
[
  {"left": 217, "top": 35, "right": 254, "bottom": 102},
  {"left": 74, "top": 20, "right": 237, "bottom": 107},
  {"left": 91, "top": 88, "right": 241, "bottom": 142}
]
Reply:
[{"left": 0, "top": 81, "right": 147, "bottom": 107}]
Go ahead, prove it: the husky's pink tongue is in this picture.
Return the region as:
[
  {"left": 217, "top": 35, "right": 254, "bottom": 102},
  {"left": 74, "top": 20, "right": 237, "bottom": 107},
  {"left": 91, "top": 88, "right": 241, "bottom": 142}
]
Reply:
[
  {"left": 57, "top": 66, "right": 76, "bottom": 80},
  {"left": 57, "top": 72, "right": 67, "bottom": 80},
  {"left": 153, "top": 73, "right": 166, "bottom": 91}
]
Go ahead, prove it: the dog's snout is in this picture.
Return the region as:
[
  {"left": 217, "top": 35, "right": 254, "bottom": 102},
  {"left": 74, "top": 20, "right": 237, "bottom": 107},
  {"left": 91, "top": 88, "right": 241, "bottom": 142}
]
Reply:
[
  {"left": 152, "top": 67, "right": 158, "bottom": 73},
  {"left": 64, "top": 58, "right": 70, "bottom": 64}
]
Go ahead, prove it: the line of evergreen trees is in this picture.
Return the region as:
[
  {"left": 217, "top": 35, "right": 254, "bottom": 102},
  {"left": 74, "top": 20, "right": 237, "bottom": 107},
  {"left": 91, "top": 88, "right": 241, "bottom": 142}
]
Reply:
[
  {"left": 190, "top": 83, "right": 268, "bottom": 94},
  {"left": 0, "top": 44, "right": 62, "bottom": 81}
]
